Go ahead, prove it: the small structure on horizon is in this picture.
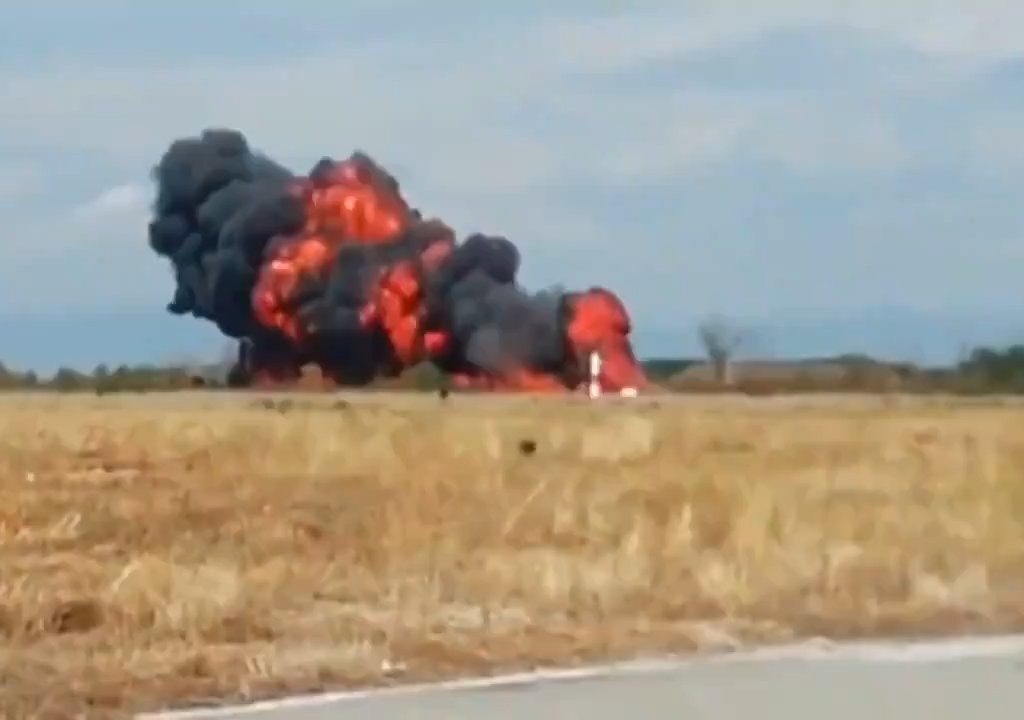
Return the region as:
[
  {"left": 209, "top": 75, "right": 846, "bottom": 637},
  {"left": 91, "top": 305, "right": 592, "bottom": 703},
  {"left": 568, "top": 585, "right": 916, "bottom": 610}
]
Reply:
[
  {"left": 588, "top": 351, "right": 603, "bottom": 399},
  {"left": 587, "top": 351, "right": 639, "bottom": 399}
]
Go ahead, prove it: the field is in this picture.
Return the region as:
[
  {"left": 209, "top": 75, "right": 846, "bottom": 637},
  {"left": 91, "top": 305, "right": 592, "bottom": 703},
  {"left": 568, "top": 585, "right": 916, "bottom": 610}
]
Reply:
[{"left": 2, "top": 391, "right": 1024, "bottom": 718}]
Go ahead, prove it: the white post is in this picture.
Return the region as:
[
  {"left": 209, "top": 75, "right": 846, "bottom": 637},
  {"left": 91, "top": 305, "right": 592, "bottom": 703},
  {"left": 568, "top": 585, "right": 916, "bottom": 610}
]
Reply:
[{"left": 588, "top": 351, "right": 603, "bottom": 399}]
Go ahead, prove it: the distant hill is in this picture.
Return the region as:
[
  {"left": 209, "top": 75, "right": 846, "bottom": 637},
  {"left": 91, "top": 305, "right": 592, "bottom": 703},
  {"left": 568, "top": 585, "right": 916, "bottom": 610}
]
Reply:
[
  {"left": 636, "top": 306, "right": 1024, "bottom": 368},
  {"left": 0, "top": 305, "right": 1021, "bottom": 376}
]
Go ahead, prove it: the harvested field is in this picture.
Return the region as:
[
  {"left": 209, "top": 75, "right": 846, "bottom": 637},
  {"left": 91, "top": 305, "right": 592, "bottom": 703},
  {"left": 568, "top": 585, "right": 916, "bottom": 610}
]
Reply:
[{"left": 2, "top": 391, "right": 1024, "bottom": 717}]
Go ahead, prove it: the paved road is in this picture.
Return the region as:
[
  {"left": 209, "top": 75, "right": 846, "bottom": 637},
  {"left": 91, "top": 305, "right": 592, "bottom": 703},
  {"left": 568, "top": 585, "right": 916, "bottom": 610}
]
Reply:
[{"left": 145, "top": 636, "right": 1024, "bottom": 720}]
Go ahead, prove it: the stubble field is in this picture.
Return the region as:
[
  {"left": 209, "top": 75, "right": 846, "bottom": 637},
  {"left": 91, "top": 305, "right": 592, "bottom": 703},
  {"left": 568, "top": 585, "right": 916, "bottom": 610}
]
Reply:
[{"left": 2, "top": 390, "right": 1024, "bottom": 718}]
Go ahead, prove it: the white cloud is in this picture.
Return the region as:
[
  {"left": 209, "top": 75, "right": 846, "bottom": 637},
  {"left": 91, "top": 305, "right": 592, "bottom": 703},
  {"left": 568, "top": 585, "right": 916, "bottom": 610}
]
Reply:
[
  {"left": 0, "top": 181, "right": 158, "bottom": 313},
  {"left": 967, "top": 111, "right": 1024, "bottom": 175},
  {"left": 754, "top": 109, "right": 910, "bottom": 174},
  {"left": 0, "top": 204, "right": 172, "bottom": 313},
  {"left": 1, "top": 1, "right": 1022, "bottom": 319},
  {"left": 537, "top": 1, "right": 1024, "bottom": 76},
  {"left": 0, "top": 163, "right": 45, "bottom": 203},
  {"left": 844, "top": 0, "right": 1024, "bottom": 65},
  {"left": 0, "top": 2, "right": 1008, "bottom": 197},
  {"left": 73, "top": 183, "right": 148, "bottom": 220},
  {"left": 590, "top": 101, "right": 754, "bottom": 182}
]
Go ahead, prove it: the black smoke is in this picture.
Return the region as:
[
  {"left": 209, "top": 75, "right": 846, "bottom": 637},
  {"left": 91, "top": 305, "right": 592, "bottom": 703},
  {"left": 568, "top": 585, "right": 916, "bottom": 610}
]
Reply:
[
  {"left": 423, "top": 234, "right": 569, "bottom": 377},
  {"left": 147, "top": 128, "right": 581, "bottom": 385},
  {"left": 148, "top": 129, "right": 301, "bottom": 339}
]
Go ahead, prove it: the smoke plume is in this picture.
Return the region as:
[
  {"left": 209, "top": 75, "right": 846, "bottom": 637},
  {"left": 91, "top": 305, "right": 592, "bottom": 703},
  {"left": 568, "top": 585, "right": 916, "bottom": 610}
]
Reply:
[{"left": 147, "top": 128, "right": 646, "bottom": 391}]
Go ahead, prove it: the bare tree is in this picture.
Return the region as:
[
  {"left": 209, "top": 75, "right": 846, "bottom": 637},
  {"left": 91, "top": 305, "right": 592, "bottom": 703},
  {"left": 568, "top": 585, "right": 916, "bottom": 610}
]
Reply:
[{"left": 698, "top": 315, "right": 745, "bottom": 385}]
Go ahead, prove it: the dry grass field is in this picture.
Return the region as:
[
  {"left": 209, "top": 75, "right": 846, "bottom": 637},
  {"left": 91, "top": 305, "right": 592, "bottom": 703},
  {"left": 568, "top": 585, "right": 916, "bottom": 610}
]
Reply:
[{"left": 2, "top": 390, "right": 1024, "bottom": 718}]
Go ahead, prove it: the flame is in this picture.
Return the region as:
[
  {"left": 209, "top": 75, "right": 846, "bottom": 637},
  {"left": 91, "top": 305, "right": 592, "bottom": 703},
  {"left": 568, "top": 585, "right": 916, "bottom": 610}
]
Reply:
[
  {"left": 362, "top": 260, "right": 423, "bottom": 365},
  {"left": 253, "top": 156, "right": 415, "bottom": 342},
  {"left": 251, "top": 365, "right": 340, "bottom": 392},
  {"left": 566, "top": 289, "right": 648, "bottom": 392},
  {"left": 303, "top": 156, "right": 411, "bottom": 242},
  {"left": 450, "top": 369, "right": 568, "bottom": 393},
  {"left": 358, "top": 229, "right": 457, "bottom": 368},
  {"left": 210, "top": 148, "right": 645, "bottom": 393},
  {"left": 252, "top": 234, "right": 333, "bottom": 340}
]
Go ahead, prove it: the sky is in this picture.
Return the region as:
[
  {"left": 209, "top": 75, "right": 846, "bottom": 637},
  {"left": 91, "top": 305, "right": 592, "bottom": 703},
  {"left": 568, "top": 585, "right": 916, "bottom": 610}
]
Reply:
[{"left": 1, "top": 0, "right": 1024, "bottom": 371}]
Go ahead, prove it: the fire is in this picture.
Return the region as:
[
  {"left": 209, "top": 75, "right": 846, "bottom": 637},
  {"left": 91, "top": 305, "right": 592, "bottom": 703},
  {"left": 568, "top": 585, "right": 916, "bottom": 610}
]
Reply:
[
  {"left": 362, "top": 230, "right": 457, "bottom": 367},
  {"left": 253, "top": 234, "right": 333, "bottom": 340},
  {"left": 450, "top": 369, "right": 568, "bottom": 393},
  {"left": 362, "top": 261, "right": 425, "bottom": 365},
  {"left": 303, "top": 155, "right": 412, "bottom": 242},
  {"left": 149, "top": 129, "right": 648, "bottom": 394},
  {"left": 253, "top": 155, "right": 416, "bottom": 342},
  {"left": 566, "top": 289, "right": 648, "bottom": 392}
]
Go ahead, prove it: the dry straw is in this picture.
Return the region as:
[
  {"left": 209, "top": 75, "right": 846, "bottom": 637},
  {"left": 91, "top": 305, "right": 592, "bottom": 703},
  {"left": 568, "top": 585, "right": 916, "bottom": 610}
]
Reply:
[{"left": 1, "top": 391, "right": 1022, "bottom": 717}]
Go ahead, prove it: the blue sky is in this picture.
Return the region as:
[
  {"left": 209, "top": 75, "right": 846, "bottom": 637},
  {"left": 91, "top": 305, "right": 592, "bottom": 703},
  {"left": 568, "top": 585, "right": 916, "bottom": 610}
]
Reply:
[{"left": 2, "top": 1, "right": 1024, "bottom": 371}]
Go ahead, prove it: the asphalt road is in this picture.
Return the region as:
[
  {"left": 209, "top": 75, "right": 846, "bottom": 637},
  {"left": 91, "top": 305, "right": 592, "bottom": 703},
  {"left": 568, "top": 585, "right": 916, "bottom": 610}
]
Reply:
[{"left": 145, "top": 636, "right": 1024, "bottom": 720}]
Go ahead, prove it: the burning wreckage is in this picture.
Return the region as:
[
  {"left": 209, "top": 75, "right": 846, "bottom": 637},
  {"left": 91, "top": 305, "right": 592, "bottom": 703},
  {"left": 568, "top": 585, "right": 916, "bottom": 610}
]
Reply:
[{"left": 147, "top": 129, "right": 646, "bottom": 395}]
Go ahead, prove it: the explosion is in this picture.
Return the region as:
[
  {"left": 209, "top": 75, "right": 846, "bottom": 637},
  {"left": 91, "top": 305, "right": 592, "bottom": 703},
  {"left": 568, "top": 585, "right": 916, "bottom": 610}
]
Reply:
[{"left": 147, "top": 129, "right": 646, "bottom": 393}]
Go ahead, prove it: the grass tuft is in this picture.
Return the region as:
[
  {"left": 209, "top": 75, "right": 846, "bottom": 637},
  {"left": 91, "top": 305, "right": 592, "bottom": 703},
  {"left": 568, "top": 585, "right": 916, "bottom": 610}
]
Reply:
[{"left": 1, "top": 392, "right": 1023, "bottom": 716}]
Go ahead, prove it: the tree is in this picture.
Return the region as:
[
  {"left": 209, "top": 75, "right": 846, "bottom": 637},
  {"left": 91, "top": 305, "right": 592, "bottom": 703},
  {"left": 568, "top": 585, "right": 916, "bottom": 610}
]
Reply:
[
  {"left": 698, "top": 315, "right": 745, "bottom": 385},
  {"left": 957, "top": 344, "right": 1024, "bottom": 392},
  {"left": 52, "top": 367, "right": 87, "bottom": 392}
]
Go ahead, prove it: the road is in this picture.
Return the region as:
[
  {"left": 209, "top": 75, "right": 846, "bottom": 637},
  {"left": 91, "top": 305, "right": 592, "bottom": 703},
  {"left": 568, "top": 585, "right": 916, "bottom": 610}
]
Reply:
[{"left": 144, "top": 635, "right": 1024, "bottom": 720}]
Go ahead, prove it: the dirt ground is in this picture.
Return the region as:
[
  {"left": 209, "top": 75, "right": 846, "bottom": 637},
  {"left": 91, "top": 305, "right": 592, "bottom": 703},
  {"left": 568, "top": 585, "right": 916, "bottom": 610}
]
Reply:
[{"left": 2, "top": 390, "right": 1023, "bottom": 717}]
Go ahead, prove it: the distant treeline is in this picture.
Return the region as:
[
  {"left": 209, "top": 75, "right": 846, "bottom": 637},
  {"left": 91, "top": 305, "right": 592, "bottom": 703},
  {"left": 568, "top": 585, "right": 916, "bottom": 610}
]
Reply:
[
  {"left": 2, "top": 344, "right": 1024, "bottom": 394},
  {"left": 648, "top": 346, "right": 1024, "bottom": 395},
  {"left": 0, "top": 363, "right": 202, "bottom": 393}
]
